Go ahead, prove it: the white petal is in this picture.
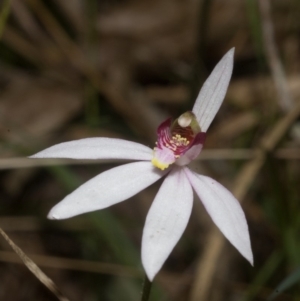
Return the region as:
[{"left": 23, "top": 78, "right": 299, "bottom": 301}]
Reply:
[
  {"left": 175, "top": 144, "right": 204, "bottom": 166},
  {"left": 48, "top": 161, "right": 165, "bottom": 219},
  {"left": 192, "top": 48, "right": 234, "bottom": 132},
  {"left": 184, "top": 168, "right": 253, "bottom": 264},
  {"left": 142, "top": 167, "right": 193, "bottom": 281},
  {"left": 30, "top": 138, "right": 152, "bottom": 161}
]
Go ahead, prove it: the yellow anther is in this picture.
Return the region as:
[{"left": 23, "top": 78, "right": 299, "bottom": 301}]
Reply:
[{"left": 151, "top": 158, "right": 169, "bottom": 170}]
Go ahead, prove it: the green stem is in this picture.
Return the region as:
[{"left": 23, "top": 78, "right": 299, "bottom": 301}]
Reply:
[{"left": 140, "top": 274, "right": 152, "bottom": 301}]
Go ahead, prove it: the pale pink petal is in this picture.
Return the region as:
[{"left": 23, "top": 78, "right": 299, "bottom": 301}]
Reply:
[
  {"left": 30, "top": 138, "right": 152, "bottom": 161},
  {"left": 48, "top": 162, "right": 165, "bottom": 220},
  {"left": 184, "top": 168, "right": 253, "bottom": 264},
  {"left": 142, "top": 167, "right": 193, "bottom": 280},
  {"left": 175, "top": 143, "right": 204, "bottom": 166},
  {"left": 152, "top": 146, "right": 176, "bottom": 170},
  {"left": 192, "top": 48, "right": 234, "bottom": 132}
]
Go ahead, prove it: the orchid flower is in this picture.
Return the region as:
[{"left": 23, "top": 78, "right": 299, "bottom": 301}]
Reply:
[{"left": 31, "top": 49, "right": 253, "bottom": 281}]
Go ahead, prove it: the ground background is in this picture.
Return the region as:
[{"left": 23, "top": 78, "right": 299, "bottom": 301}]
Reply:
[{"left": 0, "top": 0, "right": 300, "bottom": 300}]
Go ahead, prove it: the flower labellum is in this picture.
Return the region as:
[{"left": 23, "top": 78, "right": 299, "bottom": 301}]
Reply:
[
  {"left": 152, "top": 111, "right": 206, "bottom": 170},
  {"left": 30, "top": 48, "right": 253, "bottom": 281}
]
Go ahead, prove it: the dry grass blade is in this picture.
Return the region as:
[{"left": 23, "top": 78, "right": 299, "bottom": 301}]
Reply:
[
  {"left": 0, "top": 0, "right": 11, "bottom": 39},
  {"left": 2, "top": 25, "right": 45, "bottom": 63},
  {"left": 190, "top": 101, "right": 300, "bottom": 301},
  {"left": 1, "top": 147, "right": 300, "bottom": 170},
  {"left": 0, "top": 227, "right": 70, "bottom": 301},
  {"left": 258, "top": 0, "right": 294, "bottom": 112},
  {"left": 0, "top": 250, "right": 142, "bottom": 278},
  {"left": 0, "top": 158, "right": 126, "bottom": 170},
  {"left": 26, "top": 0, "right": 157, "bottom": 141}
]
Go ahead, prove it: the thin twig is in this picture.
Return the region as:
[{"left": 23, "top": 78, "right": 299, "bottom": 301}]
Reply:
[
  {"left": 1, "top": 148, "right": 300, "bottom": 170},
  {"left": 189, "top": 101, "right": 300, "bottom": 301},
  {"left": 258, "top": 0, "right": 294, "bottom": 112},
  {"left": 0, "top": 227, "right": 70, "bottom": 301}
]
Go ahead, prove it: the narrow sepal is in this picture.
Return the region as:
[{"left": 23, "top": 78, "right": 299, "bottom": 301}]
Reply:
[
  {"left": 192, "top": 48, "right": 234, "bottom": 132},
  {"left": 30, "top": 138, "right": 153, "bottom": 161},
  {"left": 48, "top": 162, "right": 165, "bottom": 219},
  {"left": 142, "top": 167, "right": 193, "bottom": 280},
  {"left": 184, "top": 168, "right": 253, "bottom": 265}
]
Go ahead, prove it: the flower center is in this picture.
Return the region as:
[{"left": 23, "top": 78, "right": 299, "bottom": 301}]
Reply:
[
  {"left": 151, "top": 111, "right": 205, "bottom": 170},
  {"left": 164, "top": 125, "right": 193, "bottom": 156}
]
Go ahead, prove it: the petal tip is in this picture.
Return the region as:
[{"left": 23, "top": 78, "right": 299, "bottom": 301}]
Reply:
[
  {"left": 227, "top": 47, "right": 235, "bottom": 57},
  {"left": 248, "top": 253, "right": 254, "bottom": 266},
  {"left": 222, "top": 48, "right": 235, "bottom": 66},
  {"left": 47, "top": 211, "right": 60, "bottom": 220},
  {"left": 142, "top": 261, "right": 157, "bottom": 282},
  {"left": 241, "top": 244, "right": 254, "bottom": 266},
  {"left": 29, "top": 153, "right": 46, "bottom": 159},
  {"left": 145, "top": 270, "right": 155, "bottom": 282},
  {"left": 142, "top": 252, "right": 158, "bottom": 282}
]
